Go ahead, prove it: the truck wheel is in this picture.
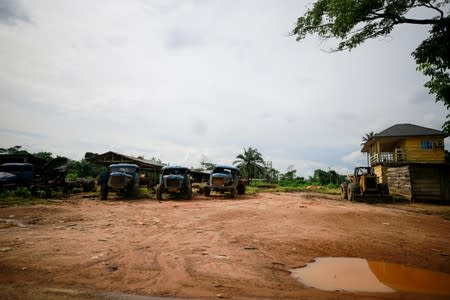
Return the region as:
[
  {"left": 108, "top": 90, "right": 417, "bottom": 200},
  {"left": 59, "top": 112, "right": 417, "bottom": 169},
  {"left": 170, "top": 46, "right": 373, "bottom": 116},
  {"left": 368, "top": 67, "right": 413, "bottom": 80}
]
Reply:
[
  {"left": 204, "top": 186, "right": 211, "bottom": 197},
  {"left": 156, "top": 185, "right": 163, "bottom": 200},
  {"left": 347, "top": 187, "right": 353, "bottom": 201},
  {"left": 230, "top": 187, "right": 236, "bottom": 198},
  {"left": 378, "top": 183, "right": 389, "bottom": 195},
  {"left": 186, "top": 187, "right": 193, "bottom": 200},
  {"left": 125, "top": 188, "right": 134, "bottom": 198},
  {"left": 341, "top": 185, "right": 348, "bottom": 200},
  {"left": 237, "top": 183, "right": 246, "bottom": 195},
  {"left": 340, "top": 183, "right": 348, "bottom": 200},
  {"left": 101, "top": 185, "right": 109, "bottom": 200},
  {"left": 348, "top": 183, "right": 359, "bottom": 201}
]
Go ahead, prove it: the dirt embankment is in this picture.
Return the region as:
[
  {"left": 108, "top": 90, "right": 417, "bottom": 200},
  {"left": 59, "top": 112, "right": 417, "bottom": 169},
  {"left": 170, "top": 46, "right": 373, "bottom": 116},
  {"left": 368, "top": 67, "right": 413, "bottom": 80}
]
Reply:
[{"left": 1, "top": 192, "right": 449, "bottom": 299}]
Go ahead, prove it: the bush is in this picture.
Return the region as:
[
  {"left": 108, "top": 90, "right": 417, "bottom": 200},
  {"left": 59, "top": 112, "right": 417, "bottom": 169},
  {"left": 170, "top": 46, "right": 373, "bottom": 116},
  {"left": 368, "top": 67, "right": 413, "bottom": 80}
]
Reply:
[
  {"left": 0, "top": 187, "right": 48, "bottom": 206},
  {"left": 0, "top": 187, "right": 32, "bottom": 199},
  {"left": 13, "top": 187, "right": 33, "bottom": 198}
]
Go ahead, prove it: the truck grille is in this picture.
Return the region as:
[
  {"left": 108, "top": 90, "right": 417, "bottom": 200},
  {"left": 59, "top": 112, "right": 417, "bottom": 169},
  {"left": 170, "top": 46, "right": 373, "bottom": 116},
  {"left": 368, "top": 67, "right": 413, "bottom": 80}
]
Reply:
[
  {"left": 212, "top": 177, "right": 224, "bottom": 186},
  {"left": 166, "top": 178, "right": 181, "bottom": 188},
  {"left": 109, "top": 176, "right": 125, "bottom": 188}
]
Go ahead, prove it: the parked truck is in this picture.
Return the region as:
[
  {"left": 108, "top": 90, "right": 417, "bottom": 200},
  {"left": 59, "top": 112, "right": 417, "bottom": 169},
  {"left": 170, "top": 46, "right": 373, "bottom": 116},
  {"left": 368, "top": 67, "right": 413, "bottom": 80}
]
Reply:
[
  {"left": 204, "top": 165, "right": 246, "bottom": 198},
  {"left": 0, "top": 158, "right": 69, "bottom": 197},
  {"left": 0, "top": 163, "right": 34, "bottom": 189},
  {"left": 100, "top": 163, "right": 140, "bottom": 200},
  {"left": 156, "top": 166, "right": 192, "bottom": 200}
]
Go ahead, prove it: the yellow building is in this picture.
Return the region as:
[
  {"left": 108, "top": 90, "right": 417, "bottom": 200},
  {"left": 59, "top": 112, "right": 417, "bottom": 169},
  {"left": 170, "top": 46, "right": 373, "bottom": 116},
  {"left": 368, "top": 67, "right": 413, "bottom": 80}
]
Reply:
[{"left": 361, "top": 124, "right": 449, "bottom": 202}]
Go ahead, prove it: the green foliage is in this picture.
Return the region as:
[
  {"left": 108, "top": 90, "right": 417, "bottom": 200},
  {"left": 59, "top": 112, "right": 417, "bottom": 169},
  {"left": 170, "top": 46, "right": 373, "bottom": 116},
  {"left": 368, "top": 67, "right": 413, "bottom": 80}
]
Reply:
[
  {"left": 0, "top": 187, "right": 47, "bottom": 206},
  {"left": 312, "top": 169, "right": 346, "bottom": 185},
  {"left": 84, "top": 152, "right": 98, "bottom": 160},
  {"left": 413, "top": 19, "right": 450, "bottom": 113},
  {"left": 0, "top": 145, "right": 30, "bottom": 155},
  {"left": 196, "top": 159, "right": 216, "bottom": 171},
  {"left": 292, "top": 0, "right": 450, "bottom": 132},
  {"left": 33, "top": 152, "right": 53, "bottom": 162},
  {"left": 277, "top": 168, "right": 345, "bottom": 187},
  {"left": 4, "top": 187, "right": 32, "bottom": 198},
  {"left": 249, "top": 182, "right": 341, "bottom": 195},
  {"left": 233, "top": 147, "right": 265, "bottom": 183},
  {"left": 276, "top": 165, "right": 302, "bottom": 186},
  {"left": 134, "top": 187, "right": 153, "bottom": 199},
  {"left": 67, "top": 159, "right": 106, "bottom": 179},
  {"left": 361, "top": 131, "right": 375, "bottom": 146}
]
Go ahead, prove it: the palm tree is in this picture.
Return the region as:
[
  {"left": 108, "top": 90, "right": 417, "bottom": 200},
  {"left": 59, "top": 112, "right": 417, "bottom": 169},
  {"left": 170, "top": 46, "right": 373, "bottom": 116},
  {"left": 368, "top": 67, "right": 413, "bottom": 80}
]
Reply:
[
  {"left": 361, "top": 131, "right": 376, "bottom": 166},
  {"left": 361, "top": 131, "right": 375, "bottom": 146},
  {"left": 233, "top": 147, "right": 265, "bottom": 184}
]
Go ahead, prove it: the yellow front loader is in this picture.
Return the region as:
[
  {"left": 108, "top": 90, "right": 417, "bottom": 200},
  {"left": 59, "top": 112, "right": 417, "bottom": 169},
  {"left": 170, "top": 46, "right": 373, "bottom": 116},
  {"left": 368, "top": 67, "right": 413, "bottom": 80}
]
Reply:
[{"left": 341, "top": 167, "right": 391, "bottom": 202}]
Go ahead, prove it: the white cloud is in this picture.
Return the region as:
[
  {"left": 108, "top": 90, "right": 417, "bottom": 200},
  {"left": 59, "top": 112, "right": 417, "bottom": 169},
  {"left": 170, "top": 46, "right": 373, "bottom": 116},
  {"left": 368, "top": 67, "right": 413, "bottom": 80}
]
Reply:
[{"left": 342, "top": 150, "right": 366, "bottom": 166}]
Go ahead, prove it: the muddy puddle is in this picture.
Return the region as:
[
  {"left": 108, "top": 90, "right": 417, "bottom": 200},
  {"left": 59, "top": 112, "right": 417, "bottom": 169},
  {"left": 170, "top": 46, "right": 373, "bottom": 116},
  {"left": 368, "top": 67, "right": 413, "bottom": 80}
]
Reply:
[{"left": 290, "top": 257, "right": 450, "bottom": 296}]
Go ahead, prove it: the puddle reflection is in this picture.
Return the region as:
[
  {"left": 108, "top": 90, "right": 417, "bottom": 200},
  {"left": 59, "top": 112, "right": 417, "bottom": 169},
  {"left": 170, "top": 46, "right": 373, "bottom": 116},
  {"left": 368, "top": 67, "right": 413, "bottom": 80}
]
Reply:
[{"left": 290, "top": 257, "right": 450, "bottom": 296}]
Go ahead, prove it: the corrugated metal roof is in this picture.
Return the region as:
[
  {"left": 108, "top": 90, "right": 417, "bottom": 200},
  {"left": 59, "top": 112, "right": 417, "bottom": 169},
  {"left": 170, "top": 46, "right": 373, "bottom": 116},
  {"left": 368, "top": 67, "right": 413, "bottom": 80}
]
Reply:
[{"left": 89, "top": 151, "right": 165, "bottom": 169}]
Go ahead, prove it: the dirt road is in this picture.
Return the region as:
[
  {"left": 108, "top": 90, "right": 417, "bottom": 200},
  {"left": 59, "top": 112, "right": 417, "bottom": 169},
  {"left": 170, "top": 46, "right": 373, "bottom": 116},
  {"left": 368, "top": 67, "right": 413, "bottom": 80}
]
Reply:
[{"left": 1, "top": 192, "right": 449, "bottom": 299}]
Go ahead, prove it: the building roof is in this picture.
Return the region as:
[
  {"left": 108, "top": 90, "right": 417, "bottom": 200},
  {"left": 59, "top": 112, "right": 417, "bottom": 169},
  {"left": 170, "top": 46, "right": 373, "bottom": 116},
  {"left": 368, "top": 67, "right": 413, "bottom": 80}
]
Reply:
[
  {"left": 361, "top": 123, "right": 448, "bottom": 152},
  {"left": 375, "top": 123, "right": 446, "bottom": 138},
  {"left": 88, "top": 151, "right": 164, "bottom": 170},
  {"left": 163, "top": 165, "right": 189, "bottom": 170}
]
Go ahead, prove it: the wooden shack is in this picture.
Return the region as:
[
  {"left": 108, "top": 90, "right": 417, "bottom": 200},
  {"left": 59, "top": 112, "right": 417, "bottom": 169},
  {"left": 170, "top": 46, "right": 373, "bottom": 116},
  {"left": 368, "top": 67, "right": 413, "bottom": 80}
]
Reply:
[{"left": 387, "top": 164, "right": 450, "bottom": 203}]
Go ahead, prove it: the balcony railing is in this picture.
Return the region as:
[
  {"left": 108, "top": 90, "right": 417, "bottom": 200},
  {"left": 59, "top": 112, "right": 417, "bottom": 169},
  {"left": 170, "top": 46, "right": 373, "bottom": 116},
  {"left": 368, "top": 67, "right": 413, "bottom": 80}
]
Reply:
[{"left": 370, "top": 149, "right": 405, "bottom": 165}]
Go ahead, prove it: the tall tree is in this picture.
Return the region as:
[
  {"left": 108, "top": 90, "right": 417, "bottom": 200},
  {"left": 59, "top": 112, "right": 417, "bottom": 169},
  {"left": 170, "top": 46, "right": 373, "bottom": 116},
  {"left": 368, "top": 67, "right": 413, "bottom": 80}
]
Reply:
[
  {"left": 233, "top": 147, "right": 265, "bottom": 183},
  {"left": 0, "top": 145, "right": 30, "bottom": 155},
  {"left": 292, "top": 0, "right": 450, "bottom": 132},
  {"left": 33, "top": 152, "right": 53, "bottom": 162}
]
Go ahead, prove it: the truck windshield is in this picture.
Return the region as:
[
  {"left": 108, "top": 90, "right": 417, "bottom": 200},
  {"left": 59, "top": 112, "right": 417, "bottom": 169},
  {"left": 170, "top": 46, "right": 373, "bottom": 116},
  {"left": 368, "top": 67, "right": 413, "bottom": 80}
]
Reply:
[
  {"left": 110, "top": 166, "right": 136, "bottom": 174},
  {"left": 163, "top": 168, "right": 186, "bottom": 176},
  {"left": 0, "top": 165, "right": 32, "bottom": 173},
  {"left": 213, "top": 168, "right": 234, "bottom": 175}
]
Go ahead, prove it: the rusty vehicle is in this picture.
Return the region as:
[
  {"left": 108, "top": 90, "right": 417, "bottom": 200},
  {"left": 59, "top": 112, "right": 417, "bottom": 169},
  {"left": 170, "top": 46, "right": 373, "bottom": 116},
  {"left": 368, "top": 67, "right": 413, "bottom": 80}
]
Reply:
[
  {"left": 100, "top": 163, "right": 140, "bottom": 200},
  {"left": 341, "top": 166, "right": 390, "bottom": 202},
  {"left": 204, "top": 165, "right": 246, "bottom": 198},
  {"left": 31, "top": 157, "right": 69, "bottom": 197},
  {"left": 0, "top": 163, "right": 34, "bottom": 190},
  {"left": 156, "top": 166, "right": 192, "bottom": 200}
]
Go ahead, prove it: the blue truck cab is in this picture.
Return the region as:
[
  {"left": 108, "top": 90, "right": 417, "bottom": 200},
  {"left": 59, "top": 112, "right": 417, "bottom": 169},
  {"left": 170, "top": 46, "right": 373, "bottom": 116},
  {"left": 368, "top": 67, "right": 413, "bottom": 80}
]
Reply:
[
  {"left": 204, "top": 165, "right": 246, "bottom": 198},
  {"left": 156, "top": 166, "right": 192, "bottom": 200},
  {"left": 0, "top": 163, "right": 34, "bottom": 189},
  {"left": 100, "top": 163, "right": 140, "bottom": 200}
]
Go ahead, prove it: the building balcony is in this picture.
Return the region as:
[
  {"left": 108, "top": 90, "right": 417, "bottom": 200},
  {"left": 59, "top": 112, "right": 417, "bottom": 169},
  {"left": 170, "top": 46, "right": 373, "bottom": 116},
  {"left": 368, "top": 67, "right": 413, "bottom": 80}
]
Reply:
[{"left": 370, "top": 149, "right": 405, "bottom": 165}]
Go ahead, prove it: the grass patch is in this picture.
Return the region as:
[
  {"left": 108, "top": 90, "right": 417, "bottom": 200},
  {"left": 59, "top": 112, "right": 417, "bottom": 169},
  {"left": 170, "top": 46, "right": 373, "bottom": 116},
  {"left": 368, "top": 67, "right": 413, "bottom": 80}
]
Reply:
[
  {"left": 135, "top": 187, "right": 154, "bottom": 199},
  {"left": 248, "top": 183, "right": 340, "bottom": 195},
  {"left": 0, "top": 187, "right": 49, "bottom": 207}
]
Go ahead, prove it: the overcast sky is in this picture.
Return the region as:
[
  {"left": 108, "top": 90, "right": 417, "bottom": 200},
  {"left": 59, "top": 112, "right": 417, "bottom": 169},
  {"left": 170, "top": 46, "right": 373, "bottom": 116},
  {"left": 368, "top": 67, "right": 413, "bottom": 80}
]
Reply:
[{"left": 0, "top": 0, "right": 448, "bottom": 177}]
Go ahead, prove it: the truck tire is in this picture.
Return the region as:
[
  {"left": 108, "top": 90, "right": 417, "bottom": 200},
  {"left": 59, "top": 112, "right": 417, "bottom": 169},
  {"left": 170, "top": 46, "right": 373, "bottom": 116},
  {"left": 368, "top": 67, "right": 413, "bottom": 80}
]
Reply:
[
  {"left": 340, "top": 183, "right": 348, "bottom": 200},
  {"left": 348, "top": 183, "right": 360, "bottom": 202},
  {"left": 237, "top": 182, "right": 246, "bottom": 195},
  {"left": 341, "top": 186, "right": 348, "bottom": 200},
  {"left": 186, "top": 187, "right": 193, "bottom": 200},
  {"left": 347, "top": 187, "right": 354, "bottom": 201},
  {"left": 230, "top": 187, "right": 236, "bottom": 198},
  {"left": 378, "top": 183, "right": 389, "bottom": 195},
  {"left": 156, "top": 185, "right": 163, "bottom": 200},
  {"left": 204, "top": 186, "right": 211, "bottom": 197},
  {"left": 100, "top": 185, "right": 109, "bottom": 200}
]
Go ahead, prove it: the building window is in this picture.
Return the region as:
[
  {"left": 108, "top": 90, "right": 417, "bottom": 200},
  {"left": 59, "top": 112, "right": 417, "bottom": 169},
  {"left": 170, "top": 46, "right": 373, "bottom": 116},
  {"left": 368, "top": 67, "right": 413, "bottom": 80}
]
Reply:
[{"left": 420, "top": 140, "right": 433, "bottom": 150}]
